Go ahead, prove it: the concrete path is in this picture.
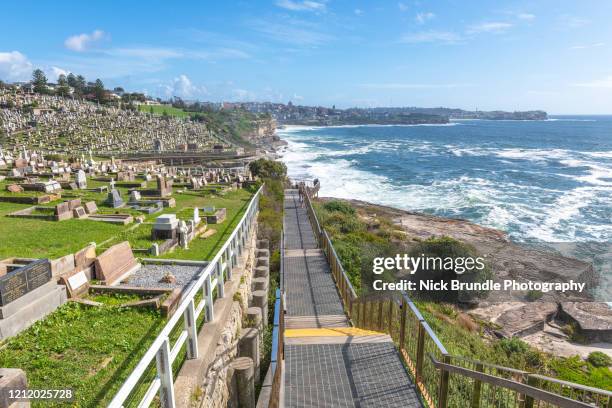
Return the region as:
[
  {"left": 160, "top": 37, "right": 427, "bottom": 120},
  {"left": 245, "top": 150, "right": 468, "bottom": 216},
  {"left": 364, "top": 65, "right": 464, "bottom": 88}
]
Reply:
[{"left": 282, "top": 189, "right": 422, "bottom": 407}]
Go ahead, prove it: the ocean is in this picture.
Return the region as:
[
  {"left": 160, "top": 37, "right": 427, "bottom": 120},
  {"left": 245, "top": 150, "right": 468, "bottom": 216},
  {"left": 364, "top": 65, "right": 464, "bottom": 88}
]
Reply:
[{"left": 278, "top": 117, "right": 611, "bottom": 244}]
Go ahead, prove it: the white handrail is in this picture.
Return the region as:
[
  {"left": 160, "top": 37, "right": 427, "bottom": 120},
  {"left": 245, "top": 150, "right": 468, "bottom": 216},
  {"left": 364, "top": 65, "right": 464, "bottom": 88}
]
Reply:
[{"left": 108, "top": 185, "right": 263, "bottom": 408}]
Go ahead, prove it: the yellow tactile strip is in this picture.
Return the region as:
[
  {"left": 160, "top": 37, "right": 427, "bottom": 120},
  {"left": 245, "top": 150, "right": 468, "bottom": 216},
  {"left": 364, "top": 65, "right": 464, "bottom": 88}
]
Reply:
[{"left": 285, "top": 327, "right": 384, "bottom": 338}]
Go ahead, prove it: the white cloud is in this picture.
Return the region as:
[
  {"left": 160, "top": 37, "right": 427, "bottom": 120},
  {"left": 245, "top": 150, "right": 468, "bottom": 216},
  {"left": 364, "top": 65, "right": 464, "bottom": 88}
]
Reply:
[
  {"left": 415, "top": 12, "right": 435, "bottom": 24},
  {"left": 569, "top": 42, "right": 605, "bottom": 50},
  {"left": 467, "top": 22, "right": 513, "bottom": 34},
  {"left": 400, "top": 30, "right": 461, "bottom": 44},
  {"left": 572, "top": 76, "right": 612, "bottom": 88},
  {"left": 398, "top": 2, "right": 409, "bottom": 12},
  {"left": 354, "top": 8, "right": 363, "bottom": 16},
  {"left": 164, "top": 74, "right": 208, "bottom": 98},
  {"left": 0, "top": 51, "right": 33, "bottom": 81},
  {"left": 517, "top": 13, "right": 535, "bottom": 20},
  {"left": 275, "top": 0, "right": 326, "bottom": 12},
  {"left": 49, "top": 66, "right": 69, "bottom": 80},
  {"left": 64, "top": 30, "right": 106, "bottom": 52}
]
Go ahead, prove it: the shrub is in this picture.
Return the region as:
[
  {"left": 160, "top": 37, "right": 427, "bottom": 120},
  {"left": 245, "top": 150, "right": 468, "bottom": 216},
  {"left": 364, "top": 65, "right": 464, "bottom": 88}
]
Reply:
[
  {"left": 588, "top": 352, "right": 612, "bottom": 368},
  {"left": 323, "top": 200, "right": 355, "bottom": 215},
  {"left": 498, "top": 337, "right": 530, "bottom": 356}
]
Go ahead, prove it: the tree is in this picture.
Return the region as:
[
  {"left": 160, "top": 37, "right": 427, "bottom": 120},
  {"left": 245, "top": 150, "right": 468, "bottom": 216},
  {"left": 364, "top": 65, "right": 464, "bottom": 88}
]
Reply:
[
  {"left": 56, "top": 74, "right": 70, "bottom": 97},
  {"left": 75, "top": 75, "right": 86, "bottom": 95},
  {"left": 67, "top": 73, "right": 77, "bottom": 88},
  {"left": 93, "top": 78, "right": 105, "bottom": 103},
  {"left": 113, "top": 86, "right": 124, "bottom": 94},
  {"left": 249, "top": 158, "right": 287, "bottom": 179},
  {"left": 32, "top": 69, "right": 48, "bottom": 94}
]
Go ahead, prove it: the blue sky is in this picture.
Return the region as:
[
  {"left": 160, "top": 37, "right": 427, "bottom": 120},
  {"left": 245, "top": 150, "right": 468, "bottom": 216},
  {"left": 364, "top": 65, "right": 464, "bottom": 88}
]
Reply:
[{"left": 1, "top": 0, "right": 611, "bottom": 113}]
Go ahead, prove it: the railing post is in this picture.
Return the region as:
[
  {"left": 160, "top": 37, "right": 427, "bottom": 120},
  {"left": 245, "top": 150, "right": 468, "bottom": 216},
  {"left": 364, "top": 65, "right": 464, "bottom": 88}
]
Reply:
[
  {"left": 388, "top": 300, "right": 394, "bottom": 338},
  {"left": 217, "top": 261, "right": 225, "bottom": 298},
  {"left": 226, "top": 246, "right": 233, "bottom": 279},
  {"left": 378, "top": 301, "right": 384, "bottom": 331},
  {"left": 471, "top": 362, "right": 483, "bottom": 408},
  {"left": 156, "top": 337, "right": 176, "bottom": 408},
  {"left": 184, "top": 299, "right": 199, "bottom": 359},
  {"left": 204, "top": 273, "right": 214, "bottom": 321},
  {"left": 399, "top": 299, "right": 407, "bottom": 350},
  {"left": 524, "top": 375, "right": 538, "bottom": 408},
  {"left": 416, "top": 323, "right": 425, "bottom": 383},
  {"left": 438, "top": 354, "right": 450, "bottom": 408}
]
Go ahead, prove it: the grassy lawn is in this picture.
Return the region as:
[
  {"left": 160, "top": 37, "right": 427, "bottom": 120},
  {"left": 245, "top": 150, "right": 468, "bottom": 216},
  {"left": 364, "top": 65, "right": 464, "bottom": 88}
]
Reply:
[
  {"left": 137, "top": 104, "right": 189, "bottom": 118},
  {"left": 0, "top": 295, "right": 165, "bottom": 407},
  {"left": 158, "top": 188, "right": 254, "bottom": 260},
  {"left": 0, "top": 175, "right": 255, "bottom": 261}
]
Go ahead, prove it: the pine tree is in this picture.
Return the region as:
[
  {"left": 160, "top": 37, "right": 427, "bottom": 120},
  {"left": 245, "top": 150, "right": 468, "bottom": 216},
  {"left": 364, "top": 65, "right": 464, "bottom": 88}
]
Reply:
[{"left": 32, "top": 69, "right": 48, "bottom": 94}]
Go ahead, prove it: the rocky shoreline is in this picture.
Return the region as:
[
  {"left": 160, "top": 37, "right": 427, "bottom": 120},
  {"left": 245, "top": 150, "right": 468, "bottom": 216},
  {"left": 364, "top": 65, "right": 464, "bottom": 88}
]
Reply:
[{"left": 326, "top": 197, "right": 612, "bottom": 358}]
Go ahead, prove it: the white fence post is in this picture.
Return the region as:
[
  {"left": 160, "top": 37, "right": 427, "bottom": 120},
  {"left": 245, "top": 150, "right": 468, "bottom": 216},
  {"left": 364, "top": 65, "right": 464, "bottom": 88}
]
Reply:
[
  {"left": 217, "top": 260, "right": 225, "bottom": 298},
  {"left": 156, "top": 337, "right": 176, "bottom": 408},
  {"left": 184, "top": 299, "right": 198, "bottom": 359},
  {"left": 204, "top": 273, "right": 214, "bottom": 321}
]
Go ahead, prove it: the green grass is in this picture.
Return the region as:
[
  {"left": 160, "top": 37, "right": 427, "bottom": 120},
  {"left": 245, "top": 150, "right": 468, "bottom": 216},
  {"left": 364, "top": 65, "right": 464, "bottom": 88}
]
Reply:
[
  {"left": 158, "top": 188, "right": 254, "bottom": 260},
  {"left": 0, "top": 176, "right": 254, "bottom": 260},
  {"left": 137, "top": 105, "right": 189, "bottom": 118},
  {"left": 0, "top": 299, "right": 165, "bottom": 407}
]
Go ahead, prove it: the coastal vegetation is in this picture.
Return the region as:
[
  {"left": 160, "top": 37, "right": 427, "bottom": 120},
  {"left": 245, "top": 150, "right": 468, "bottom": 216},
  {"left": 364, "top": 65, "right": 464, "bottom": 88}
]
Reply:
[
  {"left": 248, "top": 158, "right": 287, "bottom": 395},
  {"left": 313, "top": 198, "right": 612, "bottom": 390}
]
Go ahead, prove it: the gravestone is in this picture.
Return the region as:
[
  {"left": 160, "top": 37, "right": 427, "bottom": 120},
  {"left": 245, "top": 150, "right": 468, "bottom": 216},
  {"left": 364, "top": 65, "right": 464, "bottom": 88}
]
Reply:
[
  {"left": 54, "top": 202, "right": 72, "bottom": 221},
  {"left": 50, "top": 254, "right": 75, "bottom": 277},
  {"left": 6, "top": 184, "right": 23, "bottom": 193},
  {"left": 74, "top": 244, "right": 96, "bottom": 271},
  {"left": 84, "top": 201, "right": 98, "bottom": 214},
  {"left": 0, "top": 260, "right": 52, "bottom": 306},
  {"left": 156, "top": 176, "right": 172, "bottom": 197},
  {"left": 206, "top": 208, "right": 227, "bottom": 224},
  {"left": 129, "top": 190, "right": 141, "bottom": 203},
  {"left": 73, "top": 206, "right": 87, "bottom": 219},
  {"left": 193, "top": 207, "right": 201, "bottom": 224},
  {"left": 152, "top": 214, "right": 179, "bottom": 240},
  {"left": 67, "top": 198, "right": 81, "bottom": 211},
  {"left": 106, "top": 189, "right": 124, "bottom": 208},
  {"left": 76, "top": 169, "right": 87, "bottom": 189},
  {"left": 59, "top": 270, "right": 89, "bottom": 298},
  {"left": 94, "top": 241, "right": 139, "bottom": 285}
]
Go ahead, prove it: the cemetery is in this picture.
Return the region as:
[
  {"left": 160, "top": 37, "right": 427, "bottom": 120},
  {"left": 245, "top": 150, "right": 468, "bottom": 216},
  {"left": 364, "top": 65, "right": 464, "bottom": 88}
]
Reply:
[{"left": 0, "top": 85, "right": 281, "bottom": 407}]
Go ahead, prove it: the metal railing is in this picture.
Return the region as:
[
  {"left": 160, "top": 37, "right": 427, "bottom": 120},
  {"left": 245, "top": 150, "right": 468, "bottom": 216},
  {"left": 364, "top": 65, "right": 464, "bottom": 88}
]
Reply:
[
  {"left": 108, "top": 185, "right": 263, "bottom": 408},
  {"left": 268, "top": 288, "right": 285, "bottom": 408},
  {"left": 298, "top": 183, "right": 612, "bottom": 408}
]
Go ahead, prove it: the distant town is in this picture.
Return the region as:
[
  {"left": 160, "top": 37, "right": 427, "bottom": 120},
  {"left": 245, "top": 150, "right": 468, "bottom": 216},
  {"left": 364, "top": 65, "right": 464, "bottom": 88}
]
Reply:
[{"left": 0, "top": 73, "right": 547, "bottom": 132}]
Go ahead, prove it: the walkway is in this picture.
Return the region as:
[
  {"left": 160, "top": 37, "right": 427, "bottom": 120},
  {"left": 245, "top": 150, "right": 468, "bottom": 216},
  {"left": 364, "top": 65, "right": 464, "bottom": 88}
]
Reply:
[{"left": 282, "top": 189, "right": 422, "bottom": 407}]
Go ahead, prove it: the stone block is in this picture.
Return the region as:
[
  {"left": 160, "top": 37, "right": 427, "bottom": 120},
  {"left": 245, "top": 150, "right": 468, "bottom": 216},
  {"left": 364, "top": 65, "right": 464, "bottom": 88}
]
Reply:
[
  {"left": 0, "top": 283, "right": 67, "bottom": 340},
  {"left": 74, "top": 244, "right": 96, "bottom": 270},
  {"left": 50, "top": 254, "right": 75, "bottom": 278},
  {"left": 94, "top": 241, "right": 139, "bottom": 285}
]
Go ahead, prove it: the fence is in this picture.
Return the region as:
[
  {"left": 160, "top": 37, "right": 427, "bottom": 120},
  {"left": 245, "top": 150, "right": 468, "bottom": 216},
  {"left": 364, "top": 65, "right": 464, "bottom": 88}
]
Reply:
[
  {"left": 107, "top": 185, "right": 262, "bottom": 408},
  {"left": 298, "top": 182, "right": 612, "bottom": 408},
  {"left": 268, "top": 288, "right": 285, "bottom": 408}
]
